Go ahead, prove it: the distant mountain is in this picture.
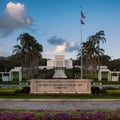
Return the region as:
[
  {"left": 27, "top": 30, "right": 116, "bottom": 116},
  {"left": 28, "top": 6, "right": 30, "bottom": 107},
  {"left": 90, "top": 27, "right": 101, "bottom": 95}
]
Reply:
[
  {"left": 0, "top": 56, "right": 5, "bottom": 60},
  {"left": 108, "top": 58, "right": 120, "bottom": 71}
]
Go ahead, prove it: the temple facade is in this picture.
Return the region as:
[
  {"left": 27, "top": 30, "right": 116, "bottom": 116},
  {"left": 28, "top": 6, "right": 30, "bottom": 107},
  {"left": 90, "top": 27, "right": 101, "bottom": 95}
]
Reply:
[{"left": 47, "top": 55, "right": 73, "bottom": 69}]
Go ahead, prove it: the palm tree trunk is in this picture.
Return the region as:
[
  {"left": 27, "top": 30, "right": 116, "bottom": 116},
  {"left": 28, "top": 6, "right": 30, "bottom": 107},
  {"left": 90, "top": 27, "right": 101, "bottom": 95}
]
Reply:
[{"left": 98, "top": 42, "right": 100, "bottom": 71}]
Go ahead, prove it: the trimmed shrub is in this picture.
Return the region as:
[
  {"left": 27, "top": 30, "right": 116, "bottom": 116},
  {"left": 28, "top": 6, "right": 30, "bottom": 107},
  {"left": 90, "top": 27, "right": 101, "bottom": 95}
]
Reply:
[
  {"left": 101, "top": 81, "right": 120, "bottom": 84},
  {"left": 33, "top": 69, "right": 55, "bottom": 79},
  {"left": 0, "top": 88, "right": 22, "bottom": 96},
  {"left": 22, "top": 86, "right": 30, "bottom": 94},
  {"left": 15, "top": 88, "right": 23, "bottom": 94},
  {"left": 0, "top": 89, "right": 15, "bottom": 95},
  {"left": 91, "top": 86, "right": 100, "bottom": 95},
  {"left": 100, "top": 87, "right": 119, "bottom": 94},
  {"left": 65, "top": 69, "right": 75, "bottom": 78},
  {"left": 106, "top": 90, "right": 120, "bottom": 95}
]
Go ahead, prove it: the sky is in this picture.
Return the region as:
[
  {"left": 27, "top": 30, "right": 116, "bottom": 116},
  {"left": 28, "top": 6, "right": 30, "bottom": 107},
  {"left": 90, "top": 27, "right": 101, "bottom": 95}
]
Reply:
[{"left": 0, "top": 0, "right": 120, "bottom": 60}]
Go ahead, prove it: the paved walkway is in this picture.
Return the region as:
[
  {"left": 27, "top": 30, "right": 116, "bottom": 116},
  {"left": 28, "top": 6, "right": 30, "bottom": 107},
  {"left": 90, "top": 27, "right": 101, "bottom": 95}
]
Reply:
[
  {"left": 0, "top": 99, "right": 120, "bottom": 110},
  {"left": 53, "top": 70, "right": 67, "bottom": 78}
]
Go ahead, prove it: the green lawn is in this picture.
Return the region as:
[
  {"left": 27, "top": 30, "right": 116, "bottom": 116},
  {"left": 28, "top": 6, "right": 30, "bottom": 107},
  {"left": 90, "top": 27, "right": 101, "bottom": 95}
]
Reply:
[{"left": 0, "top": 94, "right": 120, "bottom": 99}]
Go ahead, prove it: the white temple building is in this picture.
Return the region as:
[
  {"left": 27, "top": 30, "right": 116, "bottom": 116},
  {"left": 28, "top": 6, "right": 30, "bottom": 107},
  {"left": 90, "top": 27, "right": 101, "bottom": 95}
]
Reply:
[
  {"left": 0, "top": 55, "right": 72, "bottom": 81},
  {"left": 0, "top": 67, "right": 22, "bottom": 82},
  {"left": 47, "top": 55, "right": 73, "bottom": 69},
  {"left": 98, "top": 66, "right": 120, "bottom": 81}
]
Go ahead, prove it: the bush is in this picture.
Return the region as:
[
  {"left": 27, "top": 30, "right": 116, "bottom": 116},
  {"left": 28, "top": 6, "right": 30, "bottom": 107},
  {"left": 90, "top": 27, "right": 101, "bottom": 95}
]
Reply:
[
  {"left": 65, "top": 69, "right": 75, "bottom": 78},
  {"left": 102, "top": 81, "right": 120, "bottom": 84},
  {"left": 0, "top": 88, "right": 22, "bottom": 96},
  {"left": 106, "top": 90, "right": 120, "bottom": 95},
  {"left": 91, "top": 86, "right": 100, "bottom": 95},
  {"left": 33, "top": 69, "right": 55, "bottom": 79},
  {"left": 100, "top": 87, "right": 119, "bottom": 94},
  {"left": 0, "top": 89, "right": 15, "bottom": 95},
  {"left": 15, "top": 88, "right": 23, "bottom": 94},
  {"left": 22, "top": 87, "right": 30, "bottom": 94}
]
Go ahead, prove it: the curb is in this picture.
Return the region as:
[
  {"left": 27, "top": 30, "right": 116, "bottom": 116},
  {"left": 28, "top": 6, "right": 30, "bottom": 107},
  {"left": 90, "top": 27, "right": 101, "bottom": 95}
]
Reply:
[{"left": 0, "top": 99, "right": 120, "bottom": 102}]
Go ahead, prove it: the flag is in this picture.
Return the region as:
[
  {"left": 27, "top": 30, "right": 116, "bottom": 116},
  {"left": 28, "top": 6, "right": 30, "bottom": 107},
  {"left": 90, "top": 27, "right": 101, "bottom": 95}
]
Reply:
[
  {"left": 80, "top": 19, "right": 84, "bottom": 24},
  {"left": 81, "top": 11, "right": 85, "bottom": 19}
]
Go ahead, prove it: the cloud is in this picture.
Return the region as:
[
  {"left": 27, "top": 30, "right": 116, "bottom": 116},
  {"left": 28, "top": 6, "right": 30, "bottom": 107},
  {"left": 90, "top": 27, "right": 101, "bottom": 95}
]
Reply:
[
  {"left": 0, "top": 50, "right": 10, "bottom": 57},
  {"left": 42, "top": 51, "right": 55, "bottom": 56},
  {"left": 66, "top": 42, "right": 79, "bottom": 52},
  {"left": 47, "top": 36, "right": 65, "bottom": 45},
  {"left": 47, "top": 36, "right": 80, "bottom": 53},
  {"left": 55, "top": 43, "right": 66, "bottom": 54},
  {"left": 5, "top": 2, "right": 25, "bottom": 20},
  {"left": 0, "top": 2, "right": 33, "bottom": 38}
]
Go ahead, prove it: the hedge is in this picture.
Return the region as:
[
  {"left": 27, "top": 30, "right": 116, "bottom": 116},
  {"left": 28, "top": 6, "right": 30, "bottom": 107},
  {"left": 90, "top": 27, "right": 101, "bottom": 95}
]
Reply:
[
  {"left": 0, "top": 88, "right": 22, "bottom": 96},
  {"left": 91, "top": 86, "right": 100, "bottom": 94},
  {"left": 106, "top": 90, "right": 120, "bottom": 95}
]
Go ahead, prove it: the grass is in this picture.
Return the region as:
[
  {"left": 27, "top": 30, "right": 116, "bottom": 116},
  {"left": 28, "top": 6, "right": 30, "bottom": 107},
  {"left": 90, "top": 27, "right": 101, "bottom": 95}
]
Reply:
[{"left": 0, "top": 94, "right": 120, "bottom": 99}]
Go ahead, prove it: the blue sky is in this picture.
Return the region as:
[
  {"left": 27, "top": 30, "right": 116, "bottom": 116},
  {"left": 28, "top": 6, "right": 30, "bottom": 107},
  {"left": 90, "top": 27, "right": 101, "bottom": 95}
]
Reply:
[{"left": 0, "top": 0, "right": 120, "bottom": 60}]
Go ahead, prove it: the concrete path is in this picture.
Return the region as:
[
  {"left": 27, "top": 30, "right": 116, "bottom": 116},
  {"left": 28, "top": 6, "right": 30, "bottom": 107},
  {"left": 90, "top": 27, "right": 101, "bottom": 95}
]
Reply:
[{"left": 0, "top": 99, "right": 120, "bottom": 110}]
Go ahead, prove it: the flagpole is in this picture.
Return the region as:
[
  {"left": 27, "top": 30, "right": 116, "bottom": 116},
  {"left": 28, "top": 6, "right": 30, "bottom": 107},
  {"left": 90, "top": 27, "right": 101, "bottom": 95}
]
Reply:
[{"left": 80, "top": 11, "right": 83, "bottom": 80}]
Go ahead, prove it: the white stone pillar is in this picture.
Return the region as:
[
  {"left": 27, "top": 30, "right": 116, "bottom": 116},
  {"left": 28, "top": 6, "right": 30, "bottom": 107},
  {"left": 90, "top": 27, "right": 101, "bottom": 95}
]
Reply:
[
  {"left": 11, "top": 72, "right": 13, "bottom": 81},
  {"left": 108, "top": 71, "right": 111, "bottom": 81},
  {"left": 98, "top": 70, "right": 101, "bottom": 81},
  {"left": 9, "top": 72, "right": 12, "bottom": 81},
  {"left": 1, "top": 73, "right": 3, "bottom": 81},
  {"left": 19, "top": 71, "right": 22, "bottom": 81},
  {"left": 117, "top": 73, "right": 119, "bottom": 79},
  {"left": 9, "top": 71, "right": 13, "bottom": 81},
  {"left": 109, "top": 71, "right": 112, "bottom": 81}
]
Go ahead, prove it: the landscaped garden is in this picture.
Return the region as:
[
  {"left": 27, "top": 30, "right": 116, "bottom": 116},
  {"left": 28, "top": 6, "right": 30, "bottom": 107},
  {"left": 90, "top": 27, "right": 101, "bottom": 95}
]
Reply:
[
  {"left": 0, "top": 109, "right": 120, "bottom": 120},
  {"left": 0, "top": 86, "right": 120, "bottom": 99}
]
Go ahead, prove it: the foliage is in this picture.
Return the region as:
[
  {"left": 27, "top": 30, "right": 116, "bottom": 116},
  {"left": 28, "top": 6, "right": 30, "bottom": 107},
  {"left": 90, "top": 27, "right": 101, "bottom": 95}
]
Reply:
[
  {"left": 99, "top": 55, "right": 111, "bottom": 66},
  {"left": 108, "top": 59, "right": 120, "bottom": 71},
  {"left": 99, "top": 87, "right": 119, "bottom": 94},
  {"left": 65, "top": 69, "right": 75, "bottom": 78},
  {"left": 106, "top": 90, "right": 120, "bottom": 95},
  {"left": 21, "top": 87, "right": 30, "bottom": 94},
  {"left": 0, "top": 88, "right": 22, "bottom": 95},
  {"left": 91, "top": 86, "right": 100, "bottom": 95},
  {"left": 33, "top": 69, "right": 55, "bottom": 79},
  {"left": 1, "top": 92, "right": 120, "bottom": 99},
  {"left": 0, "top": 58, "right": 8, "bottom": 72},
  {"left": 72, "top": 59, "right": 80, "bottom": 66},
  {"left": 94, "top": 81, "right": 120, "bottom": 85},
  {"left": 0, "top": 54, "right": 23, "bottom": 72},
  {"left": 78, "top": 30, "right": 107, "bottom": 74},
  {"left": 39, "top": 58, "right": 47, "bottom": 66},
  {"left": 13, "top": 33, "right": 43, "bottom": 75},
  {"left": 1, "top": 109, "right": 120, "bottom": 120}
]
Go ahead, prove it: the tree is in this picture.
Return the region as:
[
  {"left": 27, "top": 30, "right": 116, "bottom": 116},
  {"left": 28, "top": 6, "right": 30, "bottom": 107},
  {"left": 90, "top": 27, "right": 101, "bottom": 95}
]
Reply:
[
  {"left": 78, "top": 38, "right": 96, "bottom": 73},
  {"left": 99, "top": 55, "right": 111, "bottom": 66},
  {"left": 94, "top": 31, "right": 106, "bottom": 70},
  {"left": 108, "top": 59, "right": 120, "bottom": 71},
  {"left": 86, "top": 31, "right": 106, "bottom": 70},
  {"left": 13, "top": 45, "right": 22, "bottom": 54},
  {"left": 78, "top": 31, "right": 106, "bottom": 74},
  {"left": 13, "top": 33, "right": 43, "bottom": 76},
  {"left": 39, "top": 58, "right": 47, "bottom": 66}
]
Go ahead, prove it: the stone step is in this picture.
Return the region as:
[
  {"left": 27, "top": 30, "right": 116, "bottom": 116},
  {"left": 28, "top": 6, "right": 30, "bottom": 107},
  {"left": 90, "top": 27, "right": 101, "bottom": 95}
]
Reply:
[{"left": 53, "top": 70, "right": 67, "bottom": 78}]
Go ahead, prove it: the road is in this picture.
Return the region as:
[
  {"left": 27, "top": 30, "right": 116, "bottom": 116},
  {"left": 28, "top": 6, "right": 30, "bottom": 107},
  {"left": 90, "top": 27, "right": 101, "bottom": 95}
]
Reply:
[{"left": 0, "top": 99, "right": 120, "bottom": 110}]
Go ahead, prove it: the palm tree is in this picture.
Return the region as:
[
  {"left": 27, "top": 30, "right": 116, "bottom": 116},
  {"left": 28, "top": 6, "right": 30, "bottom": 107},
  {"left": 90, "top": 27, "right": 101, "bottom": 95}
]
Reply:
[
  {"left": 94, "top": 31, "right": 106, "bottom": 71},
  {"left": 78, "top": 39, "right": 96, "bottom": 74},
  {"left": 78, "top": 31, "right": 106, "bottom": 74},
  {"left": 82, "top": 37, "right": 97, "bottom": 73},
  {"left": 13, "top": 45, "right": 22, "bottom": 54},
  {"left": 13, "top": 33, "right": 43, "bottom": 77}
]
